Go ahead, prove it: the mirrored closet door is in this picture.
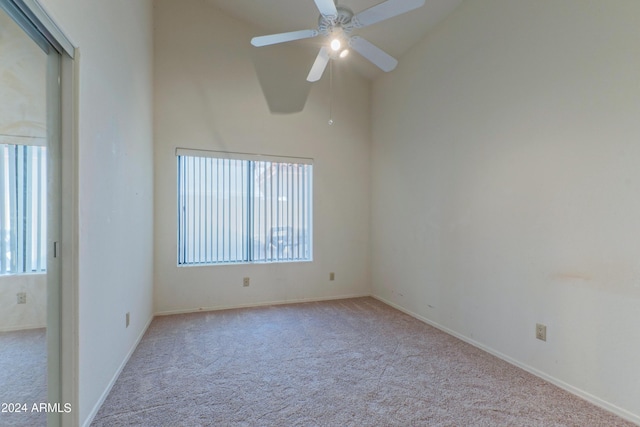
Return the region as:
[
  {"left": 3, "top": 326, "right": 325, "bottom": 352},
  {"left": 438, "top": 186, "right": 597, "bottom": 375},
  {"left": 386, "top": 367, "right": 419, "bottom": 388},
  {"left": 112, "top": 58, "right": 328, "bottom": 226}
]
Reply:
[{"left": 0, "top": 3, "right": 61, "bottom": 426}]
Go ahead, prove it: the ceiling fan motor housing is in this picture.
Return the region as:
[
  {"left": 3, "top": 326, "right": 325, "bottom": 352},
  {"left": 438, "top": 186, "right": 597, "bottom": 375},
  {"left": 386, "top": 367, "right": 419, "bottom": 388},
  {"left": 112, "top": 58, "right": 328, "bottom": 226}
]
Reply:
[{"left": 318, "top": 6, "right": 355, "bottom": 36}]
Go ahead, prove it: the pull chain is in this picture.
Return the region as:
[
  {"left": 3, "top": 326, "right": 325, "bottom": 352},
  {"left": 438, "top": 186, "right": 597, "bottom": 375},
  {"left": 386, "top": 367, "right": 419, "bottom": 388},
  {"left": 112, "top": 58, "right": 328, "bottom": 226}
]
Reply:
[{"left": 328, "top": 60, "right": 334, "bottom": 126}]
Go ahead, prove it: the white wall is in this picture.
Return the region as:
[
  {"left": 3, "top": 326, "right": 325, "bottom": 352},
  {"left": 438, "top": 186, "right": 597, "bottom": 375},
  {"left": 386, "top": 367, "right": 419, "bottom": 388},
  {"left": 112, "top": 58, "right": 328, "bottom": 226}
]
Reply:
[
  {"left": 153, "top": 0, "right": 371, "bottom": 314},
  {"left": 371, "top": 0, "right": 640, "bottom": 422},
  {"left": 36, "top": 0, "right": 154, "bottom": 425}
]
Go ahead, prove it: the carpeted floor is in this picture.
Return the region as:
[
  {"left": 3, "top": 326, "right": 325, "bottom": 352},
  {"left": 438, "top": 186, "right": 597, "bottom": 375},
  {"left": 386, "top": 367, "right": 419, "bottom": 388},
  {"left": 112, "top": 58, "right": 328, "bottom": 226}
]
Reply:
[
  {"left": 0, "top": 328, "right": 47, "bottom": 427},
  {"left": 92, "top": 297, "right": 635, "bottom": 426}
]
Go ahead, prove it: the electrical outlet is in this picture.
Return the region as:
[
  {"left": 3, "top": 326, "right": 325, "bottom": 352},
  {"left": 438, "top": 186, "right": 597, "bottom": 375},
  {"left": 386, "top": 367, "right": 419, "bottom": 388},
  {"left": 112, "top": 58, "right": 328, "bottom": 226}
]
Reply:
[
  {"left": 329, "top": 272, "right": 335, "bottom": 281},
  {"left": 126, "top": 312, "right": 130, "bottom": 328},
  {"left": 17, "top": 292, "right": 26, "bottom": 304},
  {"left": 536, "top": 323, "right": 547, "bottom": 341},
  {"left": 243, "top": 277, "right": 250, "bottom": 287}
]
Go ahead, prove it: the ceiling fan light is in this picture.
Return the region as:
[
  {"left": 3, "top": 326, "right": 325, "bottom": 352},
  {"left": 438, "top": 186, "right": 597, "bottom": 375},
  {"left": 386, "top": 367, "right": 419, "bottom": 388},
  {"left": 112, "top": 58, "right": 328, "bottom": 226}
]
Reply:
[
  {"left": 339, "top": 49, "right": 349, "bottom": 58},
  {"left": 330, "top": 39, "right": 341, "bottom": 51}
]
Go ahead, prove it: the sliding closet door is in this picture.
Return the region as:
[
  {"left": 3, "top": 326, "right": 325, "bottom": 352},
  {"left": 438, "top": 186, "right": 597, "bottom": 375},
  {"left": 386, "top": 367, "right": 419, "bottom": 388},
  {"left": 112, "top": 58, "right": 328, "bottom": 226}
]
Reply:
[{"left": 0, "top": 3, "right": 62, "bottom": 426}]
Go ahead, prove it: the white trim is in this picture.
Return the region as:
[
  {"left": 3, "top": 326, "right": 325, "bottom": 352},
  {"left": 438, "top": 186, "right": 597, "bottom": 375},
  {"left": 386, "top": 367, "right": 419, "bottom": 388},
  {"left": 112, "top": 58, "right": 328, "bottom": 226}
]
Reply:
[
  {"left": 155, "top": 293, "right": 371, "bottom": 317},
  {"left": 372, "top": 295, "right": 640, "bottom": 426},
  {"left": 59, "top": 48, "right": 79, "bottom": 427},
  {"left": 175, "top": 147, "right": 314, "bottom": 165},
  {"left": 81, "top": 315, "right": 154, "bottom": 427},
  {"left": 0, "top": 324, "right": 46, "bottom": 333},
  {"left": 20, "top": 0, "right": 75, "bottom": 57}
]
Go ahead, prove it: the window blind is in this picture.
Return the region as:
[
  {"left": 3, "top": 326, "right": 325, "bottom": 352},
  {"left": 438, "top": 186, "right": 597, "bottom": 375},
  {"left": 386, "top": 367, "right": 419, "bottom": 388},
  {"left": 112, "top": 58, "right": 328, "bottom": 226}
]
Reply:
[
  {"left": 177, "top": 150, "right": 312, "bottom": 265},
  {"left": 0, "top": 144, "right": 47, "bottom": 274}
]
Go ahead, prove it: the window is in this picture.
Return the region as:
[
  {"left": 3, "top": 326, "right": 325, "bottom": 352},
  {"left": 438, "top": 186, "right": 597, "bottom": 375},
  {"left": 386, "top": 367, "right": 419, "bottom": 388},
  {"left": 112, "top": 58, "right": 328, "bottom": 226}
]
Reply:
[
  {"left": 177, "top": 149, "right": 313, "bottom": 265},
  {"left": 0, "top": 144, "right": 47, "bottom": 275}
]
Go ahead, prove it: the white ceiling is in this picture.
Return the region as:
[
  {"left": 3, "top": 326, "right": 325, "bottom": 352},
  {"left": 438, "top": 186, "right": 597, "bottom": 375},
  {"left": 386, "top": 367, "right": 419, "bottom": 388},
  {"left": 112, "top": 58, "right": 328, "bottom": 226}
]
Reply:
[{"left": 206, "top": 0, "right": 464, "bottom": 80}]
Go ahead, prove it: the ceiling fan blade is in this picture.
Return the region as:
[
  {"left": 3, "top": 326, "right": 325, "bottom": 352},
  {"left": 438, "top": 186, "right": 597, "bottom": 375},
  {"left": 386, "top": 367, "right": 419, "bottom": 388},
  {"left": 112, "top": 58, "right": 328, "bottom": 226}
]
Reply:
[
  {"left": 307, "top": 47, "right": 331, "bottom": 82},
  {"left": 314, "top": 0, "right": 338, "bottom": 17},
  {"left": 348, "top": 36, "right": 398, "bottom": 72},
  {"left": 352, "top": 0, "right": 425, "bottom": 28},
  {"left": 251, "top": 29, "right": 319, "bottom": 47}
]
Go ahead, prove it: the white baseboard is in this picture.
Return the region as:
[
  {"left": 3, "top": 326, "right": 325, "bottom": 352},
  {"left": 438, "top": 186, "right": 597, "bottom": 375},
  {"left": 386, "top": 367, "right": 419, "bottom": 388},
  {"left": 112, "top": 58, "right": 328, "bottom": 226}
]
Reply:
[
  {"left": 81, "top": 315, "right": 154, "bottom": 427},
  {"left": 0, "top": 324, "right": 47, "bottom": 333},
  {"left": 372, "top": 295, "right": 640, "bottom": 426},
  {"left": 154, "top": 293, "right": 372, "bottom": 317}
]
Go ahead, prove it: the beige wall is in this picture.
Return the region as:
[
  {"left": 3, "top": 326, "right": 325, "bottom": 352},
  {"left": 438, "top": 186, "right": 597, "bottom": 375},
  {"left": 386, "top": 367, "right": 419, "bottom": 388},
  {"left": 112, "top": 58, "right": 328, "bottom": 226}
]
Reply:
[
  {"left": 37, "top": 0, "right": 155, "bottom": 425},
  {"left": 0, "top": 9, "right": 46, "bottom": 140},
  {"left": 153, "top": 0, "right": 371, "bottom": 314},
  {"left": 371, "top": 0, "right": 640, "bottom": 422},
  {"left": 9, "top": 0, "right": 639, "bottom": 424},
  {"left": 0, "top": 7, "right": 47, "bottom": 332},
  {"left": 0, "top": 273, "right": 46, "bottom": 331}
]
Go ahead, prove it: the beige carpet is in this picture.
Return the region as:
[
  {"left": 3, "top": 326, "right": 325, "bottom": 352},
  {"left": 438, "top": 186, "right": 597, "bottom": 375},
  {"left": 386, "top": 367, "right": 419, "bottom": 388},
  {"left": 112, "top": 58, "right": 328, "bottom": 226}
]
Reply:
[
  {"left": 92, "top": 298, "right": 634, "bottom": 426},
  {"left": 0, "top": 328, "right": 47, "bottom": 427}
]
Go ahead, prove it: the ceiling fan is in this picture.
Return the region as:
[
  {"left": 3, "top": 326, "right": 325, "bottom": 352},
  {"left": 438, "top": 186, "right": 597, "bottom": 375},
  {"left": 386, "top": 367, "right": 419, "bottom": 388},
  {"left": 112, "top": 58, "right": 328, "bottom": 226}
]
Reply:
[{"left": 250, "top": 0, "right": 426, "bottom": 82}]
